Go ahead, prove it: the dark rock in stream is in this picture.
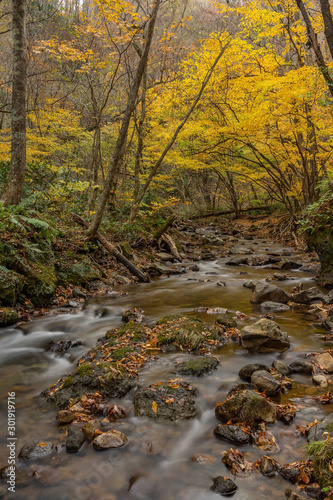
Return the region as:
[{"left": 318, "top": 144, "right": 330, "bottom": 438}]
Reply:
[
  {"left": 239, "top": 363, "right": 270, "bottom": 381},
  {"left": 259, "top": 456, "right": 276, "bottom": 476},
  {"left": 211, "top": 476, "right": 238, "bottom": 496},
  {"left": 272, "top": 360, "right": 291, "bottom": 376},
  {"left": 241, "top": 318, "right": 290, "bottom": 352},
  {"left": 215, "top": 389, "right": 276, "bottom": 425},
  {"left": 225, "top": 258, "right": 248, "bottom": 266},
  {"left": 189, "top": 264, "right": 200, "bottom": 272},
  {"left": 214, "top": 424, "right": 251, "bottom": 445},
  {"left": 46, "top": 339, "right": 82, "bottom": 355},
  {"left": 147, "top": 263, "right": 186, "bottom": 276},
  {"left": 82, "top": 419, "right": 103, "bottom": 440},
  {"left": 251, "top": 283, "right": 292, "bottom": 304},
  {"left": 260, "top": 301, "right": 290, "bottom": 312},
  {"left": 18, "top": 442, "right": 58, "bottom": 460},
  {"left": 321, "top": 316, "right": 333, "bottom": 330},
  {"left": 288, "top": 359, "right": 313, "bottom": 374},
  {"left": 44, "top": 360, "right": 136, "bottom": 409},
  {"left": 66, "top": 425, "right": 86, "bottom": 452},
  {"left": 293, "top": 287, "right": 328, "bottom": 304},
  {"left": 174, "top": 356, "right": 219, "bottom": 376},
  {"left": 133, "top": 381, "right": 197, "bottom": 421},
  {"left": 251, "top": 370, "right": 281, "bottom": 396},
  {"left": 0, "top": 307, "right": 18, "bottom": 326}
]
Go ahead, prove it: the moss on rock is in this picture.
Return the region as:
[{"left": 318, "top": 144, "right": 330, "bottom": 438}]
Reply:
[
  {"left": 0, "top": 307, "right": 18, "bottom": 326},
  {"left": 174, "top": 356, "right": 220, "bottom": 376},
  {"left": 56, "top": 255, "right": 100, "bottom": 287},
  {"left": 0, "top": 268, "right": 25, "bottom": 306}
]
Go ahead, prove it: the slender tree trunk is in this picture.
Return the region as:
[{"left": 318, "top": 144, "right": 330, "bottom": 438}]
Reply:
[
  {"left": 1, "top": 0, "right": 27, "bottom": 207},
  {"left": 127, "top": 41, "right": 230, "bottom": 223},
  {"left": 86, "top": 0, "right": 161, "bottom": 237},
  {"left": 319, "top": 0, "right": 333, "bottom": 59},
  {"left": 295, "top": 0, "right": 333, "bottom": 98}
]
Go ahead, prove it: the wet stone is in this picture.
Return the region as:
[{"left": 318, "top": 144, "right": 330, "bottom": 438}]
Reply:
[
  {"left": 66, "top": 425, "right": 86, "bottom": 452},
  {"left": 18, "top": 442, "right": 56, "bottom": 460},
  {"left": 82, "top": 419, "right": 102, "bottom": 440},
  {"left": 285, "top": 488, "right": 306, "bottom": 500},
  {"left": 293, "top": 287, "right": 328, "bottom": 304},
  {"left": 250, "top": 283, "right": 291, "bottom": 304},
  {"left": 241, "top": 318, "right": 290, "bottom": 352},
  {"left": 251, "top": 370, "right": 281, "bottom": 396},
  {"left": 214, "top": 424, "right": 251, "bottom": 445},
  {"left": 93, "top": 429, "right": 128, "bottom": 450},
  {"left": 312, "top": 374, "right": 328, "bottom": 387},
  {"left": 315, "top": 352, "right": 333, "bottom": 373},
  {"left": 133, "top": 381, "right": 197, "bottom": 421},
  {"left": 174, "top": 356, "right": 219, "bottom": 376},
  {"left": 272, "top": 360, "right": 290, "bottom": 376},
  {"left": 215, "top": 389, "right": 276, "bottom": 425},
  {"left": 260, "top": 301, "right": 290, "bottom": 312},
  {"left": 259, "top": 456, "right": 276, "bottom": 476},
  {"left": 288, "top": 359, "right": 313, "bottom": 374},
  {"left": 211, "top": 476, "right": 238, "bottom": 496},
  {"left": 57, "top": 410, "right": 75, "bottom": 425},
  {"left": 239, "top": 363, "right": 270, "bottom": 382}
]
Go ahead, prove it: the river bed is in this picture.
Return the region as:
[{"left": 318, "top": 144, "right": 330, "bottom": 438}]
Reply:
[{"left": 0, "top": 236, "right": 331, "bottom": 500}]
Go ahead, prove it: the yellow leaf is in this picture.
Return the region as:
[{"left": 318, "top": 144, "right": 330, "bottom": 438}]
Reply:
[
  {"left": 152, "top": 401, "right": 158, "bottom": 413},
  {"left": 37, "top": 443, "right": 48, "bottom": 447}
]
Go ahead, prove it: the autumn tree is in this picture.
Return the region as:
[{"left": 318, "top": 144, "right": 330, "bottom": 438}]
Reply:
[{"left": 1, "top": 0, "right": 27, "bottom": 206}]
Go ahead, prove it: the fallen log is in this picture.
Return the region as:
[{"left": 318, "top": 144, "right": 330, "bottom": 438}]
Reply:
[
  {"left": 72, "top": 213, "right": 150, "bottom": 283},
  {"left": 161, "top": 234, "right": 182, "bottom": 261},
  {"left": 153, "top": 215, "right": 176, "bottom": 241},
  {"left": 189, "top": 205, "right": 271, "bottom": 220}
]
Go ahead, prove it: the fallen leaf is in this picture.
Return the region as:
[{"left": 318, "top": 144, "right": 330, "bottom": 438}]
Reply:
[{"left": 152, "top": 401, "right": 158, "bottom": 413}]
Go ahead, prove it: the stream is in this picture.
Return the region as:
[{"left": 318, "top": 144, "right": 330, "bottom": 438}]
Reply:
[{"left": 0, "top": 234, "right": 331, "bottom": 500}]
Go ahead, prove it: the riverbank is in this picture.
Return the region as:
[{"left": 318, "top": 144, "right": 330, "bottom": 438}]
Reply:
[{"left": 0, "top": 228, "right": 333, "bottom": 499}]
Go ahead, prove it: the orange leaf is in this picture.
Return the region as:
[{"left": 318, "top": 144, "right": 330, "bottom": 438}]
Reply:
[
  {"left": 37, "top": 443, "right": 47, "bottom": 447},
  {"left": 152, "top": 401, "right": 158, "bottom": 413}
]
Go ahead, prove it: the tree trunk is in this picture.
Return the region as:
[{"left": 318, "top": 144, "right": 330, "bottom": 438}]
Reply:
[
  {"left": 86, "top": 0, "right": 161, "bottom": 237},
  {"left": 153, "top": 215, "right": 176, "bottom": 241},
  {"left": 127, "top": 40, "right": 230, "bottom": 223},
  {"left": 72, "top": 213, "right": 150, "bottom": 283},
  {"left": 295, "top": 0, "right": 333, "bottom": 98},
  {"left": 320, "top": 0, "right": 333, "bottom": 59},
  {"left": 1, "top": 0, "right": 27, "bottom": 207}
]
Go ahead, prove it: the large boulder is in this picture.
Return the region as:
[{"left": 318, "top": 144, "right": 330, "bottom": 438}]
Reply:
[
  {"left": 56, "top": 256, "right": 100, "bottom": 288},
  {"left": 133, "top": 380, "right": 197, "bottom": 421},
  {"left": 251, "top": 283, "right": 291, "bottom": 304},
  {"left": 293, "top": 287, "right": 328, "bottom": 304},
  {"left": 0, "top": 268, "right": 24, "bottom": 307},
  {"left": 241, "top": 319, "right": 290, "bottom": 352},
  {"left": 215, "top": 389, "right": 276, "bottom": 425}
]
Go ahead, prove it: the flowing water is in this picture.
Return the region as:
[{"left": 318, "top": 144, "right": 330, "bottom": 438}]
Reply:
[{"left": 0, "top": 235, "right": 331, "bottom": 500}]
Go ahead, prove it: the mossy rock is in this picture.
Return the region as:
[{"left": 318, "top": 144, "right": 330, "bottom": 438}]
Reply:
[
  {"left": 117, "top": 241, "right": 134, "bottom": 260},
  {"left": 0, "top": 268, "right": 24, "bottom": 306},
  {"left": 56, "top": 255, "right": 100, "bottom": 287},
  {"left": 112, "top": 346, "right": 134, "bottom": 360},
  {"left": 156, "top": 316, "right": 224, "bottom": 351},
  {"left": 105, "top": 322, "right": 147, "bottom": 343},
  {"left": 22, "top": 262, "right": 57, "bottom": 307},
  {"left": 215, "top": 389, "right": 276, "bottom": 426},
  {"left": 216, "top": 315, "right": 237, "bottom": 330},
  {"left": 133, "top": 380, "right": 197, "bottom": 421},
  {"left": 44, "top": 360, "right": 135, "bottom": 409},
  {"left": 155, "top": 314, "right": 188, "bottom": 325},
  {"left": 0, "top": 307, "right": 18, "bottom": 326},
  {"left": 174, "top": 356, "right": 220, "bottom": 376}
]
